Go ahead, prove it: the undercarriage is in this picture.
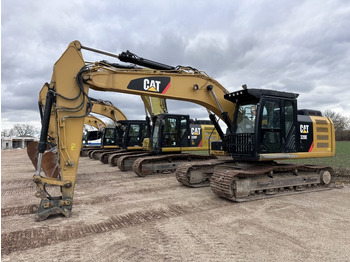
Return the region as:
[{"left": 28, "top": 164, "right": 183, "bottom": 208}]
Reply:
[
  {"left": 132, "top": 154, "right": 217, "bottom": 177},
  {"left": 176, "top": 161, "right": 334, "bottom": 201}
]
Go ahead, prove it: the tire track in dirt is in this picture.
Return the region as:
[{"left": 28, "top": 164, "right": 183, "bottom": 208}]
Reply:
[
  {"left": 91, "top": 245, "right": 158, "bottom": 261},
  {"left": 1, "top": 186, "right": 37, "bottom": 197},
  {"left": 143, "top": 221, "right": 242, "bottom": 261},
  {"left": 1, "top": 178, "right": 33, "bottom": 187},
  {"left": 1, "top": 183, "right": 181, "bottom": 217},
  {"left": 1, "top": 171, "right": 175, "bottom": 197},
  {"left": 2, "top": 200, "right": 230, "bottom": 255},
  {"left": 1, "top": 205, "right": 36, "bottom": 217}
]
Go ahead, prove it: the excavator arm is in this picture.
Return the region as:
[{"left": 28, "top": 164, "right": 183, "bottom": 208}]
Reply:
[
  {"left": 29, "top": 84, "right": 129, "bottom": 176},
  {"left": 38, "top": 82, "right": 129, "bottom": 145},
  {"left": 84, "top": 115, "right": 106, "bottom": 129},
  {"left": 88, "top": 98, "right": 127, "bottom": 123},
  {"left": 33, "top": 41, "right": 235, "bottom": 220}
]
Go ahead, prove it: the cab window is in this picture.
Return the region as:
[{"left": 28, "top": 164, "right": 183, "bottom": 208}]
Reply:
[{"left": 236, "top": 104, "right": 256, "bottom": 133}]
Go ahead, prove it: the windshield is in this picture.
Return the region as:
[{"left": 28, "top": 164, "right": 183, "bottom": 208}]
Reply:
[{"left": 235, "top": 103, "right": 257, "bottom": 133}]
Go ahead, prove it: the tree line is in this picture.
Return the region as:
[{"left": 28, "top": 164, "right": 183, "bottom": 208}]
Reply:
[
  {"left": 324, "top": 110, "right": 350, "bottom": 141},
  {"left": 1, "top": 124, "right": 39, "bottom": 137}
]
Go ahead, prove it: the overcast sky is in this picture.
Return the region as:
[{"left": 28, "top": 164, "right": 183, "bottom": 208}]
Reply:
[{"left": 2, "top": 0, "right": 350, "bottom": 132}]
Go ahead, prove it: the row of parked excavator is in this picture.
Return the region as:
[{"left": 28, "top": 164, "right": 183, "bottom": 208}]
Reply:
[
  {"left": 31, "top": 41, "right": 336, "bottom": 221},
  {"left": 81, "top": 114, "right": 221, "bottom": 177}
]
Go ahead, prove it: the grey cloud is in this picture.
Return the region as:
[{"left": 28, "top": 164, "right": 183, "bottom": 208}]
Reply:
[{"left": 2, "top": 0, "right": 350, "bottom": 131}]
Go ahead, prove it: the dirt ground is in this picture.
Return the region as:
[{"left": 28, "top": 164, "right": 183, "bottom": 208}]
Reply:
[{"left": 1, "top": 149, "right": 350, "bottom": 261}]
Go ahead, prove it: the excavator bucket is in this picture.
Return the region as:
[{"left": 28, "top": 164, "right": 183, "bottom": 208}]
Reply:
[
  {"left": 41, "top": 151, "right": 59, "bottom": 178},
  {"left": 27, "top": 141, "right": 40, "bottom": 169},
  {"left": 27, "top": 141, "right": 59, "bottom": 178}
]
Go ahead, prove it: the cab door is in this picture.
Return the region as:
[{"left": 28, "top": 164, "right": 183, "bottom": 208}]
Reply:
[
  {"left": 179, "top": 116, "right": 190, "bottom": 147},
  {"left": 258, "top": 99, "right": 283, "bottom": 153},
  {"left": 258, "top": 98, "right": 296, "bottom": 154}
]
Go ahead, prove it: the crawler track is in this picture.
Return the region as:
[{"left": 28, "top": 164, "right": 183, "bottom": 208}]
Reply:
[
  {"left": 176, "top": 159, "right": 232, "bottom": 187},
  {"left": 80, "top": 146, "right": 100, "bottom": 157},
  {"left": 108, "top": 151, "right": 150, "bottom": 166},
  {"left": 99, "top": 149, "right": 128, "bottom": 164},
  {"left": 210, "top": 164, "right": 334, "bottom": 201},
  {"left": 117, "top": 152, "right": 153, "bottom": 171},
  {"left": 90, "top": 148, "right": 120, "bottom": 160},
  {"left": 133, "top": 154, "right": 216, "bottom": 177}
]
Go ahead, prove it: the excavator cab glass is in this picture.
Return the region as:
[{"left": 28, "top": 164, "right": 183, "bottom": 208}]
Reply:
[{"left": 235, "top": 104, "right": 256, "bottom": 133}]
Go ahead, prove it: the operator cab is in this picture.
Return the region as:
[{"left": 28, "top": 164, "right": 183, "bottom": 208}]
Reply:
[
  {"left": 119, "top": 120, "right": 149, "bottom": 148},
  {"left": 101, "top": 127, "right": 119, "bottom": 147},
  {"left": 101, "top": 120, "right": 149, "bottom": 149},
  {"left": 225, "top": 88, "right": 299, "bottom": 161},
  {"left": 151, "top": 114, "right": 190, "bottom": 154}
]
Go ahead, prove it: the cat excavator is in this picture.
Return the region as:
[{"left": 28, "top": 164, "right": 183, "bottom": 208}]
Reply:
[{"left": 33, "top": 41, "right": 335, "bottom": 220}]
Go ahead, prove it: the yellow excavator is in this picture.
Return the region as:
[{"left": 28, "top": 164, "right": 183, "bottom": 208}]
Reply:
[{"left": 33, "top": 41, "right": 335, "bottom": 220}]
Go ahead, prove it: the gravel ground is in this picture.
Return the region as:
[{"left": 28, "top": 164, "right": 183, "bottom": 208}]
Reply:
[{"left": 1, "top": 149, "right": 350, "bottom": 261}]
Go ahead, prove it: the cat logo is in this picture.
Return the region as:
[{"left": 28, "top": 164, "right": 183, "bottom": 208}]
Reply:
[
  {"left": 300, "top": 124, "right": 309, "bottom": 134},
  {"left": 127, "top": 77, "right": 171, "bottom": 94},
  {"left": 144, "top": 79, "right": 161, "bottom": 92},
  {"left": 191, "top": 127, "right": 201, "bottom": 136}
]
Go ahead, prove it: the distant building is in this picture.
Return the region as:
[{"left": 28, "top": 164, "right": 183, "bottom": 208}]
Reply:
[{"left": 1, "top": 136, "right": 38, "bottom": 150}]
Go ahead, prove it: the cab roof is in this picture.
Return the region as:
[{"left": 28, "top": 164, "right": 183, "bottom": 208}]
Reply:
[{"left": 224, "top": 88, "right": 299, "bottom": 103}]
